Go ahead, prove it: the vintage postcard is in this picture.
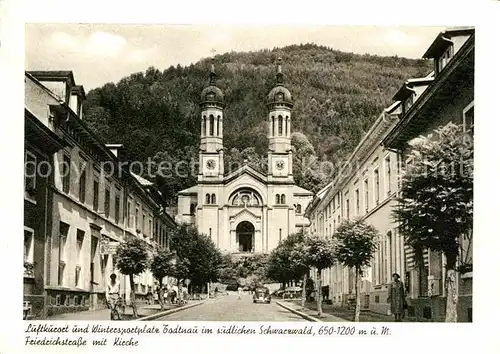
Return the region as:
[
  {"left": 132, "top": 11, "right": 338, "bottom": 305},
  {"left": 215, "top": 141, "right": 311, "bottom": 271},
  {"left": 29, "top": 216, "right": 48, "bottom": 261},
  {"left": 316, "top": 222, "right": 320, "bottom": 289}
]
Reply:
[{"left": 2, "top": 0, "right": 499, "bottom": 353}]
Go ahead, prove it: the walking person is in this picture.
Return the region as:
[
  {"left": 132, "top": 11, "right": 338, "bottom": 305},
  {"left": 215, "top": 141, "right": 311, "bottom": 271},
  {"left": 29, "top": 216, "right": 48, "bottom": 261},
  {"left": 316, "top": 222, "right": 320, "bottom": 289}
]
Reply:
[
  {"left": 237, "top": 286, "right": 242, "bottom": 300},
  {"left": 387, "top": 273, "right": 406, "bottom": 322},
  {"left": 106, "top": 273, "right": 124, "bottom": 320}
]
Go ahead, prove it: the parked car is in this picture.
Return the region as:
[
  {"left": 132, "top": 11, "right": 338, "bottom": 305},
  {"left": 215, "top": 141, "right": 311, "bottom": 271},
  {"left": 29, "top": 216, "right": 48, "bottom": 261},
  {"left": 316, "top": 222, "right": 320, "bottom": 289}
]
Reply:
[{"left": 253, "top": 287, "right": 271, "bottom": 304}]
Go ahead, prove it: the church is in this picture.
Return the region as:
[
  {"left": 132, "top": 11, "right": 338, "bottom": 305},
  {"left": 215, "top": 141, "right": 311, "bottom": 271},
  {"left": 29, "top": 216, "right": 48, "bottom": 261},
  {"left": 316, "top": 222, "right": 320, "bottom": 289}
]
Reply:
[{"left": 176, "top": 59, "right": 313, "bottom": 254}]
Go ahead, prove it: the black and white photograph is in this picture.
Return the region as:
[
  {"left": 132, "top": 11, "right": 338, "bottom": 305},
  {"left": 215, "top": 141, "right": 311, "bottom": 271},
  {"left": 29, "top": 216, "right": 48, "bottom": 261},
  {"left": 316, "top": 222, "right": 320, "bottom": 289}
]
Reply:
[{"left": 21, "top": 23, "right": 474, "bottom": 324}]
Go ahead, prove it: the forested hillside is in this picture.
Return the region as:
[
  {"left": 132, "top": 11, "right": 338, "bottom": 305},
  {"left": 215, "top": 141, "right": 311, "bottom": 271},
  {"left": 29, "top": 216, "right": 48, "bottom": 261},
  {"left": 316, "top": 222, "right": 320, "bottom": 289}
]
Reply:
[{"left": 83, "top": 43, "right": 432, "bottom": 204}]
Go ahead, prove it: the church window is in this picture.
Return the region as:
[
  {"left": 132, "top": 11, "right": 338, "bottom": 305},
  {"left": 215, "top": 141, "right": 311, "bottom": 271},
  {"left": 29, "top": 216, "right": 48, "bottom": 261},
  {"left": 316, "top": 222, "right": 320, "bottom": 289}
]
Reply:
[
  {"left": 278, "top": 115, "right": 283, "bottom": 136},
  {"left": 275, "top": 194, "right": 280, "bottom": 204},
  {"left": 280, "top": 194, "right": 286, "bottom": 204},
  {"left": 296, "top": 204, "right": 302, "bottom": 214},
  {"left": 202, "top": 116, "right": 206, "bottom": 136},
  {"left": 285, "top": 117, "right": 288, "bottom": 136},
  {"left": 217, "top": 116, "right": 221, "bottom": 136},
  {"left": 209, "top": 115, "right": 215, "bottom": 136},
  {"left": 230, "top": 189, "right": 262, "bottom": 206},
  {"left": 272, "top": 116, "right": 275, "bottom": 136},
  {"left": 205, "top": 194, "right": 210, "bottom": 204},
  {"left": 279, "top": 229, "right": 282, "bottom": 242},
  {"left": 211, "top": 194, "right": 216, "bottom": 204},
  {"left": 190, "top": 203, "right": 196, "bottom": 215}
]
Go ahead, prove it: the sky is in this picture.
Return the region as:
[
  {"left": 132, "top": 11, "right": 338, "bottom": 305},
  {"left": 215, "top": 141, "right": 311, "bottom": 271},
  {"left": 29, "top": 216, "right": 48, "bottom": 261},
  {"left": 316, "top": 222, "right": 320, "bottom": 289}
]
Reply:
[{"left": 25, "top": 24, "right": 445, "bottom": 91}]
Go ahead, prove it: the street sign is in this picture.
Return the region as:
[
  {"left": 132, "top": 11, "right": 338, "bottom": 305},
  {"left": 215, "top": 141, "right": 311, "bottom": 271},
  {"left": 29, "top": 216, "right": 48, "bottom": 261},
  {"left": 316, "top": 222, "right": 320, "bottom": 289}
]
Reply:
[{"left": 100, "top": 241, "right": 120, "bottom": 255}]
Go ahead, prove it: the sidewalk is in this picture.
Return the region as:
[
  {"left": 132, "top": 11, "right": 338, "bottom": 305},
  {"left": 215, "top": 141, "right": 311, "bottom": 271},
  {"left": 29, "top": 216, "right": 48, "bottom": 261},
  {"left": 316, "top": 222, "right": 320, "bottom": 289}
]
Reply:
[
  {"left": 46, "top": 302, "right": 198, "bottom": 321},
  {"left": 285, "top": 300, "right": 411, "bottom": 322},
  {"left": 279, "top": 300, "right": 345, "bottom": 322}
]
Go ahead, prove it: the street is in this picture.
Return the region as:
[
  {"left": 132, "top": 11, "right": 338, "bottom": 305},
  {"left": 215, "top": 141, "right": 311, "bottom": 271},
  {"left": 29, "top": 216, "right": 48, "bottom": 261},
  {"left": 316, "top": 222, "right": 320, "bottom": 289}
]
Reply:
[{"left": 153, "top": 293, "right": 307, "bottom": 321}]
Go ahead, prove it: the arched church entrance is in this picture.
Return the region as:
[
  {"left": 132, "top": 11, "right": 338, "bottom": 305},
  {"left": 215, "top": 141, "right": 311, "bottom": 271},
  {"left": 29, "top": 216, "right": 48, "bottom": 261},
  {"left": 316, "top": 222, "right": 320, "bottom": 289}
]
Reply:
[{"left": 236, "top": 221, "right": 255, "bottom": 252}]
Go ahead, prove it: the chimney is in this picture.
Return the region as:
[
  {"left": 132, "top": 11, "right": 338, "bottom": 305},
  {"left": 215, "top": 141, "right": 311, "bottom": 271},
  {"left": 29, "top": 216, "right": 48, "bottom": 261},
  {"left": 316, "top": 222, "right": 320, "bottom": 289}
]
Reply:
[
  {"left": 106, "top": 144, "right": 123, "bottom": 158},
  {"left": 70, "top": 85, "right": 86, "bottom": 118}
]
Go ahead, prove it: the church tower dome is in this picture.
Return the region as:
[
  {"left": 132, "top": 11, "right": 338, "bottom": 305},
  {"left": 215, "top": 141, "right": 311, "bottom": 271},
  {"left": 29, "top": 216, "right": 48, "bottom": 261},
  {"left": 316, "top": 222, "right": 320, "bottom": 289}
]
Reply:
[
  {"left": 200, "top": 59, "right": 225, "bottom": 107},
  {"left": 266, "top": 57, "right": 294, "bottom": 109}
]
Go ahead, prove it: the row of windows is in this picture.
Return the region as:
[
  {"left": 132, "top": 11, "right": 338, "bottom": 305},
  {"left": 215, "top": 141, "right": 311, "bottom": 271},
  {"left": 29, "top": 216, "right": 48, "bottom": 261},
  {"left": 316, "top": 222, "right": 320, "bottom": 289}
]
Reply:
[
  {"left": 201, "top": 115, "right": 222, "bottom": 137},
  {"left": 24, "top": 148, "right": 170, "bottom": 246},
  {"left": 323, "top": 154, "right": 396, "bottom": 225},
  {"left": 270, "top": 115, "right": 290, "bottom": 137},
  {"left": 51, "top": 220, "right": 168, "bottom": 288},
  {"left": 195, "top": 194, "right": 300, "bottom": 210}
]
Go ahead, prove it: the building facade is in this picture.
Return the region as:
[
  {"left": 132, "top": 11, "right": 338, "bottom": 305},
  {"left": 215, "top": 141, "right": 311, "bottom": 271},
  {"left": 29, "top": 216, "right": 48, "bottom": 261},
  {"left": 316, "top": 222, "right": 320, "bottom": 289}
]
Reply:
[
  {"left": 24, "top": 71, "right": 177, "bottom": 319},
  {"left": 177, "top": 60, "right": 313, "bottom": 253},
  {"left": 305, "top": 27, "right": 473, "bottom": 321},
  {"left": 383, "top": 28, "right": 474, "bottom": 322},
  {"left": 24, "top": 75, "right": 68, "bottom": 319}
]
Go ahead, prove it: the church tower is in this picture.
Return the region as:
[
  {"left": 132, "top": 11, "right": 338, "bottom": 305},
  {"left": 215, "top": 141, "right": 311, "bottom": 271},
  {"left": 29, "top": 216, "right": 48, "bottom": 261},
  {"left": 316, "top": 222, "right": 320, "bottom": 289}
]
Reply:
[
  {"left": 199, "top": 59, "right": 225, "bottom": 180},
  {"left": 267, "top": 58, "right": 294, "bottom": 180}
]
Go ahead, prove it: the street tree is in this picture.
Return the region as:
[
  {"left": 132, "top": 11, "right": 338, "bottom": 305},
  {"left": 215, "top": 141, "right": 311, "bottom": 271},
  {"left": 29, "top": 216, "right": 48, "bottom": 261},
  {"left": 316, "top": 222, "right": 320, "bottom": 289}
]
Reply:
[
  {"left": 169, "top": 224, "right": 224, "bottom": 293},
  {"left": 150, "top": 249, "right": 176, "bottom": 309},
  {"left": 115, "top": 237, "right": 150, "bottom": 318},
  {"left": 289, "top": 240, "right": 310, "bottom": 309},
  {"left": 266, "top": 231, "right": 308, "bottom": 301},
  {"left": 333, "top": 218, "right": 379, "bottom": 322},
  {"left": 303, "top": 234, "right": 336, "bottom": 316},
  {"left": 393, "top": 123, "right": 473, "bottom": 322}
]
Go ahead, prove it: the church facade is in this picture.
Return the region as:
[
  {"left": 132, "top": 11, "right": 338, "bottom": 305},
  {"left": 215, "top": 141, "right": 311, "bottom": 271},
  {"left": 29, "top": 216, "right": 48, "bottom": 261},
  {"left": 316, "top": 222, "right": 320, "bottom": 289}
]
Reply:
[{"left": 176, "top": 59, "right": 313, "bottom": 254}]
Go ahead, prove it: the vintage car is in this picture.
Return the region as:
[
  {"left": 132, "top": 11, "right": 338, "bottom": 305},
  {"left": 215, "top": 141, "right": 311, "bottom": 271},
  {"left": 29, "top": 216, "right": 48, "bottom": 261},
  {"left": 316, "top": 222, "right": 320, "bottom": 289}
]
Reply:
[{"left": 253, "top": 287, "right": 271, "bottom": 304}]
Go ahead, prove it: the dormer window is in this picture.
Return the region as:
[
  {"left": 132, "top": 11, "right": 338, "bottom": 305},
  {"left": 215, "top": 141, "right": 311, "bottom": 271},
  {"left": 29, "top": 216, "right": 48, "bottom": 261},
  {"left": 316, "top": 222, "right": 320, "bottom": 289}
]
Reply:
[
  {"left": 438, "top": 45, "right": 453, "bottom": 73},
  {"left": 404, "top": 94, "right": 414, "bottom": 113},
  {"left": 207, "top": 92, "right": 215, "bottom": 100}
]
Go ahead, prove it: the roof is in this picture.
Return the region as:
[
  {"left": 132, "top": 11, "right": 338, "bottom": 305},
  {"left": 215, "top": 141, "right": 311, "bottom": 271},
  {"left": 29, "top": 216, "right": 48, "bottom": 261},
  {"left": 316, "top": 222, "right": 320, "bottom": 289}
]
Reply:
[
  {"left": 384, "top": 101, "right": 401, "bottom": 114},
  {"left": 200, "top": 85, "right": 225, "bottom": 106},
  {"left": 293, "top": 185, "right": 315, "bottom": 196},
  {"left": 70, "top": 85, "right": 86, "bottom": 99},
  {"left": 392, "top": 77, "right": 434, "bottom": 101},
  {"left": 423, "top": 27, "right": 474, "bottom": 59},
  {"left": 267, "top": 85, "right": 293, "bottom": 108},
  {"left": 224, "top": 164, "right": 268, "bottom": 185},
  {"left": 26, "top": 70, "right": 76, "bottom": 86},
  {"left": 384, "top": 33, "right": 474, "bottom": 149},
  {"left": 131, "top": 172, "right": 154, "bottom": 187},
  {"left": 178, "top": 185, "right": 198, "bottom": 195}
]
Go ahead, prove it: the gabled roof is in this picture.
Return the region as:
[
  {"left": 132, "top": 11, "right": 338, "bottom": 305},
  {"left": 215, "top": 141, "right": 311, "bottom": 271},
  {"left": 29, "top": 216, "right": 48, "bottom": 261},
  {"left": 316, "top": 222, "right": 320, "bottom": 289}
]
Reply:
[
  {"left": 230, "top": 208, "right": 261, "bottom": 220},
  {"left": 224, "top": 164, "right": 268, "bottom": 185}
]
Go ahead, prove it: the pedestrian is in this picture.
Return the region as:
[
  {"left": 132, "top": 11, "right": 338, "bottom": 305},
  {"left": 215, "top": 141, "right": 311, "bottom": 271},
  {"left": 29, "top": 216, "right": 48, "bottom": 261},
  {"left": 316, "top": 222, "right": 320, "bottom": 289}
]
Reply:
[
  {"left": 237, "top": 286, "right": 242, "bottom": 300},
  {"left": 106, "top": 273, "right": 124, "bottom": 320},
  {"left": 146, "top": 290, "right": 153, "bottom": 305},
  {"left": 387, "top": 273, "right": 406, "bottom": 322}
]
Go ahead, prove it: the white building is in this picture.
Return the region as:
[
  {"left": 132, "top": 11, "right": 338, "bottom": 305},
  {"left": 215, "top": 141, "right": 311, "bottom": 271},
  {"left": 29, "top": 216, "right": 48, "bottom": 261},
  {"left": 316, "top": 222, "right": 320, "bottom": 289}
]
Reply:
[{"left": 177, "top": 59, "right": 313, "bottom": 253}]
